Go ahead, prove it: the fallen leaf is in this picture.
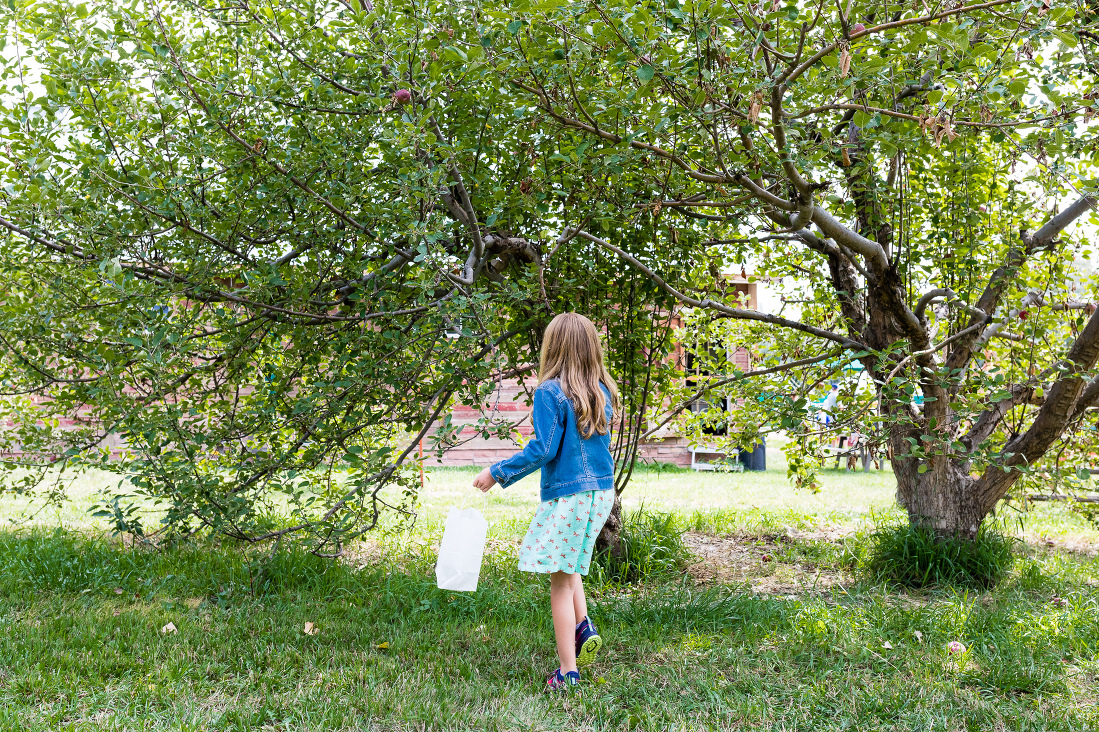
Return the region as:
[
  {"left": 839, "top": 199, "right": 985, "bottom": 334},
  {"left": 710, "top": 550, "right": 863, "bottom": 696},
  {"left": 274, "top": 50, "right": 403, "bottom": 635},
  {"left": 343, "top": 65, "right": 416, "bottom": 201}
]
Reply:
[
  {"left": 881, "top": 640, "right": 893, "bottom": 650},
  {"left": 160, "top": 622, "right": 177, "bottom": 635},
  {"left": 114, "top": 588, "right": 124, "bottom": 595},
  {"left": 112, "top": 609, "right": 121, "bottom": 617},
  {"left": 913, "top": 630, "right": 923, "bottom": 643},
  {"left": 376, "top": 641, "right": 390, "bottom": 650},
  {"left": 304, "top": 622, "right": 318, "bottom": 636}
]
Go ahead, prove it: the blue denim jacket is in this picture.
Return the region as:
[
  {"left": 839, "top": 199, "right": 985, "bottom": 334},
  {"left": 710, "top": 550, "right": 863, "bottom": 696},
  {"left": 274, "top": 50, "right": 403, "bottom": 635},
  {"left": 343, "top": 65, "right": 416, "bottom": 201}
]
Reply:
[{"left": 489, "top": 379, "right": 614, "bottom": 501}]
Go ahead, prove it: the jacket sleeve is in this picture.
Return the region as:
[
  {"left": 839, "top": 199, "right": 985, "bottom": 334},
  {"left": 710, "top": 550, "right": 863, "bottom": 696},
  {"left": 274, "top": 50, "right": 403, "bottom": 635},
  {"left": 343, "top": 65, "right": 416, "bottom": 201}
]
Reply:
[{"left": 489, "top": 387, "right": 565, "bottom": 489}]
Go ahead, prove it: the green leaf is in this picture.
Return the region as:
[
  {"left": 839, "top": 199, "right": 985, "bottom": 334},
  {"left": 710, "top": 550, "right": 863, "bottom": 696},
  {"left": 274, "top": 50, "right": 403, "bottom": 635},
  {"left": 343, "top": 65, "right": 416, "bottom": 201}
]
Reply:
[
  {"left": 636, "top": 64, "right": 655, "bottom": 82},
  {"left": 1049, "top": 30, "right": 1077, "bottom": 48}
]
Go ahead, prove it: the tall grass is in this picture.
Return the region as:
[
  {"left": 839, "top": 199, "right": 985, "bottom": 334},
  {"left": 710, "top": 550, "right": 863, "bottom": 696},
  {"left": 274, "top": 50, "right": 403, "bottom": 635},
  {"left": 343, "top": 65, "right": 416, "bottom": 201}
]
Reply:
[
  {"left": 859, "top": 521, "right": 1016, "bottom": 589},
  {"left": 590, "top": 507, "right": 690, "bottom": 584}
]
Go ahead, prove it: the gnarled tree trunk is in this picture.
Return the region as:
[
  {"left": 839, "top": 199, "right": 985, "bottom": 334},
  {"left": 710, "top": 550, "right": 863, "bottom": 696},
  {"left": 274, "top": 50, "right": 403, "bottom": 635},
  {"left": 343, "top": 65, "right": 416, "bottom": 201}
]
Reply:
[{"left": 892, "top": 448, "right": 985, "bottom": 539}]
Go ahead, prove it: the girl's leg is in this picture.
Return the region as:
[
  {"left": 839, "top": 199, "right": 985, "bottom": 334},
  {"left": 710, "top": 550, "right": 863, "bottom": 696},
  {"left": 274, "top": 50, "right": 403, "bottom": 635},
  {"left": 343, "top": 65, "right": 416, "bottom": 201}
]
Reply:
[
  {"left": 549, "top": 571, "right": 578, "bottom": 673},
  {"left": 570, "top": 572, "right": 588, "bottom": 623}
]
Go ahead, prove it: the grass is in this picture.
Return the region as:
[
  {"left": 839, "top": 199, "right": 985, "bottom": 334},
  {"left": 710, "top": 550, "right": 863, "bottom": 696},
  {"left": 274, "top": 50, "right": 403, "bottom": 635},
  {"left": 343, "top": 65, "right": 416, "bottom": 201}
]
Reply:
[
  {"left": 1, "top": 447, "right": 1098, "bottom": 730},
  {"left": 860, "top": 521, "right": 1017, "bottom": 589},
  {"left": 590, "top": 508, "right": 690, "bottom": 584}
]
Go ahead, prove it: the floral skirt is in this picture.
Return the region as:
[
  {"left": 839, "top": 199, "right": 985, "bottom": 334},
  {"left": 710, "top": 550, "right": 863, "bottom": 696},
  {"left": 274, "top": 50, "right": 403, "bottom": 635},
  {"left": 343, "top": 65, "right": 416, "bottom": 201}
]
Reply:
[{"left": 517, "top": 489, "right": 615, "bottom": 575}]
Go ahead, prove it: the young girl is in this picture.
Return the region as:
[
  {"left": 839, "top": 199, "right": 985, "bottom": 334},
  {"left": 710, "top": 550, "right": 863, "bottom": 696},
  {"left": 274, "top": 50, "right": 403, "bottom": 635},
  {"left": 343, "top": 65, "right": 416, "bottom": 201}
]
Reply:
[{"left": 472, "top": 312, "right": 621, "bottom": 692}]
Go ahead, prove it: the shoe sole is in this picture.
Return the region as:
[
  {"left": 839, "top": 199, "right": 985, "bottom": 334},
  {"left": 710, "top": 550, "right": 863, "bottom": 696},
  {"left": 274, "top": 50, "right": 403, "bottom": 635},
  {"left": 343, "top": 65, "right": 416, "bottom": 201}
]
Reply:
[{"left": 576, "top": 634, "right": 602, "bottom": 667}]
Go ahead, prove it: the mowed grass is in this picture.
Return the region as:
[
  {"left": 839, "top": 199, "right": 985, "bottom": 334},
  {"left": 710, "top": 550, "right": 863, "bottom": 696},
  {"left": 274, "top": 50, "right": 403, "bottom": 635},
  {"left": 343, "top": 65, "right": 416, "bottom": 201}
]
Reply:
[{"left": 1, "top": 448, "right": 1098, "bottom": 730}]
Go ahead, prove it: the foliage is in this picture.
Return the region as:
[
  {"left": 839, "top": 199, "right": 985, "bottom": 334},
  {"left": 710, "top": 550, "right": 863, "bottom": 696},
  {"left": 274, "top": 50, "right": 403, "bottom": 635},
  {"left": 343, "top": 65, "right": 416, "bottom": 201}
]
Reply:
[
  {"left": 0, "top": 0, "right": 681, "bottom": 547},
  {"left": 3, "top": 0, "right": 1099, "bottom": 544},
  {"left": 493, "top": 0, "right": 1099, "bottom": 535},
  {"left": 859, "top": 520, "right": 1017, "bottom": 589}
]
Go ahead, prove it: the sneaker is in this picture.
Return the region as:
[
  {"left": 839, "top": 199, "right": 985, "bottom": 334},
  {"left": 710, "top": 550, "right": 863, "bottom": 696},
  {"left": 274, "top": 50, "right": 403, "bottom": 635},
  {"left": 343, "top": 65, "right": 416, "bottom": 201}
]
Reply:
[
  {"left": 545, "top": 668, "right": 581, "bottom": 693},
  {"left": 575, "top": 616, "right": 602, "bottom": 668}
]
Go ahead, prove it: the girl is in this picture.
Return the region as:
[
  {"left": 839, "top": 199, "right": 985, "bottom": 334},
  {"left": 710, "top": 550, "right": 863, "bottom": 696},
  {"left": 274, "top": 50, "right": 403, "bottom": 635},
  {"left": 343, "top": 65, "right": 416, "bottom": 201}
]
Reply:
[{"left": 472, "top": 312, "right": 621, "bottom": 692}]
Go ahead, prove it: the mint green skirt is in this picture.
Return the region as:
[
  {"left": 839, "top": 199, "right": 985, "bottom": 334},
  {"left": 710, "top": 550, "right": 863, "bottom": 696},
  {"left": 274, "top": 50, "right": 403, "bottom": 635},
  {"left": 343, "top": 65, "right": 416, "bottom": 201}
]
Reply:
[{"left": 517, "top": 489, "right": 615, "bottom": 575}]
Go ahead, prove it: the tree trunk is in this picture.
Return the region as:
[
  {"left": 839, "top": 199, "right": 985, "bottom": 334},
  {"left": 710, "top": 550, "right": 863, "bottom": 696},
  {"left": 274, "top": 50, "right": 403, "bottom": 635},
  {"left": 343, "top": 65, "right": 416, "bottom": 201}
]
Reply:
[
  {"left": 892, "top": 438, "right": 985, "bottom": 539},
  {"left": 595, "top": 491, "right": 624, "bottom": 558}
]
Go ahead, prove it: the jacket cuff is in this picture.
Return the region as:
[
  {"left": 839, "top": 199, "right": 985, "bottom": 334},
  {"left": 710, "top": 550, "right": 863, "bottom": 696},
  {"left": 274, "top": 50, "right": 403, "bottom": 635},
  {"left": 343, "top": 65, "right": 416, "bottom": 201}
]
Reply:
[{"left": 489, "top": 463, "right": 510, "bottom": 488}]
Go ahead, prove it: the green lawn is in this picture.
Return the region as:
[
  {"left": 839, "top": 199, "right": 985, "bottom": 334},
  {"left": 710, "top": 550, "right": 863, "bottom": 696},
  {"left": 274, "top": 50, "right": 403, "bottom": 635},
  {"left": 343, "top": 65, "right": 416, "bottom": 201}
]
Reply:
[{"left": 1, "top": 452, "right": 1098, "bottom": 730}]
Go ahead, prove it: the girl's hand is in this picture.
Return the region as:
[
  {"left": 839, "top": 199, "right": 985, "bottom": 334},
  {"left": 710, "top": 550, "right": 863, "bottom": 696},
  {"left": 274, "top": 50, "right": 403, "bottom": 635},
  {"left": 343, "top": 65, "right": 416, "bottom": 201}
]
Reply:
[{"left": 472, "top": 467, "right": 496, "bottom": 493}]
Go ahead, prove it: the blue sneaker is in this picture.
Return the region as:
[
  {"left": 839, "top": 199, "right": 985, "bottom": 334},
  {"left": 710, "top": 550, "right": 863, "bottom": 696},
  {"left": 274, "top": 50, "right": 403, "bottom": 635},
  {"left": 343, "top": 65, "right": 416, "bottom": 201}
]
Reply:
[
  {"left": 545, "top": 668, "right": 581, "bottom": 693},
  {"left": 575, "top": 616, "right": 602, "bottom": 668}
]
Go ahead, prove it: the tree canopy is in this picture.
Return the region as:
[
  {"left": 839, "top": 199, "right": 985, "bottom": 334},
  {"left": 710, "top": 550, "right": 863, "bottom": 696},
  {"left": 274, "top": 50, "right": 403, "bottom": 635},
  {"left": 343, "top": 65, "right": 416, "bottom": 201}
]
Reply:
[
  {"left": 2, "top": 0, "right": 1098, "bottom": 543},
  {"left": 0, "top": 0, "right": 687, "bottom": 548}
]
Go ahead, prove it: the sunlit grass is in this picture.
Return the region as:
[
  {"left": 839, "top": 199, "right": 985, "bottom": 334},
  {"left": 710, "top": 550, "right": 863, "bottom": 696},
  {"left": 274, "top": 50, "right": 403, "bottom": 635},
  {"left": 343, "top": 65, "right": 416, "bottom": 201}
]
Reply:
[
  {"left": 5, "top": 442, "right": 1099, "bottom": 548},
  {"left": 0, "top": 527, "right": 1096, "bottom": 730},
  {"left": 2, "top": 444, "right": 1098, "bottom": 729}
]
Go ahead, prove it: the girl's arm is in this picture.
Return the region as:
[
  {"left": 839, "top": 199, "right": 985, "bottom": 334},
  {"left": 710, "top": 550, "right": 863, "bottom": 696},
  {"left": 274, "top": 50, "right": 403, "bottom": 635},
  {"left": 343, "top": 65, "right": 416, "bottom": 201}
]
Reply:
[{"left": 484, "top": 386, "right": 566, "bottom": 489}]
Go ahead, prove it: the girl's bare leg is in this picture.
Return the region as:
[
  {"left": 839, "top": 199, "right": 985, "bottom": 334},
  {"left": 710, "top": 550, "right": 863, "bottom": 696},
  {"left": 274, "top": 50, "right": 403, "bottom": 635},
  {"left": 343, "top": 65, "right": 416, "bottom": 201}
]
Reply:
[
  {"left": 549, "top": 571, "right": 578, "bottom": 673},
  {"left": 570, "top": 572, "right": 588, "bottom": 623}
]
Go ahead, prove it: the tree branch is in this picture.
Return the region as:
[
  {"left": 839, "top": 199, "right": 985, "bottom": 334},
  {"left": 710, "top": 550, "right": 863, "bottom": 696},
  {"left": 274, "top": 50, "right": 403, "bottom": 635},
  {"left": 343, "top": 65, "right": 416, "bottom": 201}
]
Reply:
[
  {"left": 572, "top": 230, "right": 866, "bottom": 350},
  {"left": 642, "top": 349, "right": 845, "bottom": 439}
]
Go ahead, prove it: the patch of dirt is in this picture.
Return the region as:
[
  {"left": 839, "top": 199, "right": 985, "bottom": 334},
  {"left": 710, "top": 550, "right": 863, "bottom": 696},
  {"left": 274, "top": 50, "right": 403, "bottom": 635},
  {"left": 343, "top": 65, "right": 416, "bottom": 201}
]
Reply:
[
  {"left": 683, "top": 529, "right": 854, "bottom": 597},
  {"left": 1020, "top": 534, "right": 1099, "bottom": 558}
]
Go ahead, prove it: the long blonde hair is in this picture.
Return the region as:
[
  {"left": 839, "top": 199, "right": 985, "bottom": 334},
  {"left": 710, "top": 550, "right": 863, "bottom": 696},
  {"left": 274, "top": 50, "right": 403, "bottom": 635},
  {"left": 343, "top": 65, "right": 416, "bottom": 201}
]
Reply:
[{"left": 538, "top": 312, "right": 622, "bottom": 438}]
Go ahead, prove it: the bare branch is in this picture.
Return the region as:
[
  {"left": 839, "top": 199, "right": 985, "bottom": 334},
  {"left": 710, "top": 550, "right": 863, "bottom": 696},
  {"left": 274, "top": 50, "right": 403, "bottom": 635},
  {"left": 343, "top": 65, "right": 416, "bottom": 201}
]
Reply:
[
  {"left": 784, "top": 0, "right": 1019, "bottom": 87},
  {"left": 1026, "top": 195, "right": 1099, "bottom": 250},
  {"left": 642, "top": 349, "right": 845, "bottom": 439}
]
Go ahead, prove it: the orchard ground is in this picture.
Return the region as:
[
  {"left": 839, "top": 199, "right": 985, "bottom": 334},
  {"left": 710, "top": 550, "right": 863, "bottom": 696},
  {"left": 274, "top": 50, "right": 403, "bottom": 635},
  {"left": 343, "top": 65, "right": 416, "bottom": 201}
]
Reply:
[{"left": 1, "top": 443, "right": 1098, "bottom": 730}]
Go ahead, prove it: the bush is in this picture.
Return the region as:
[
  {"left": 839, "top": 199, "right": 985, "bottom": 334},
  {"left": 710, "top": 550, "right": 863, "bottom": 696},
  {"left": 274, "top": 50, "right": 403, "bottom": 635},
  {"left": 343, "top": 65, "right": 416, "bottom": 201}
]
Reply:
[
  {"left": 591, "top": 507, "right": 690, "bottom": 584},
  {"left": 861, "top": 521, "right": 1016, "bottom": 589}
]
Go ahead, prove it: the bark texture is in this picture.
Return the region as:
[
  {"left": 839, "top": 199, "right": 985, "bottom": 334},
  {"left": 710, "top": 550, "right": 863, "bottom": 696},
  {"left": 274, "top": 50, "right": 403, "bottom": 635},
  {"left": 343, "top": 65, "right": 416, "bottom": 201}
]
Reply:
[{"left": 594, "top": 492, "right": 624, "bottom": 559}]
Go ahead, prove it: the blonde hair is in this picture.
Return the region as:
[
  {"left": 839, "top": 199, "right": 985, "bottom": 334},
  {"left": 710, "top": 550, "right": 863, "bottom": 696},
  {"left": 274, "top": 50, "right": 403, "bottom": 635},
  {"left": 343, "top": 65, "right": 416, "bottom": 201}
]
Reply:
[{"left": 538, "top": 312, "right": 622, "bottom": 439}]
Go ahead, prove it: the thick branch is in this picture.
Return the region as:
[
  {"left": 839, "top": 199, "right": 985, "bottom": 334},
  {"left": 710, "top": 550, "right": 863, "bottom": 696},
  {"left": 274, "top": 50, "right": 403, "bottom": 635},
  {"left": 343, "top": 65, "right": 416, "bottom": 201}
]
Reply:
[
  {"left": 961, "top": 383, "right": 1032, "bottom": 453},
  {"left": 948, "top": 195, "right": 1097, "bottom": 372},
  {"left": 975, "top": 303, "right": 1099, "bottom": 511},
  {"left": 810, "top": 207, "right": 889, "bottom": 272}
]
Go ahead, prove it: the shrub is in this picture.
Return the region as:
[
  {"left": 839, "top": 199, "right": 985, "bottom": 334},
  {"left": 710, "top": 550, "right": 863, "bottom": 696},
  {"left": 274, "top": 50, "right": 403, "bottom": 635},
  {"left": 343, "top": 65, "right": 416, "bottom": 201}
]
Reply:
[
  {"left": 591, "top": 507, "right": 690, "bottom": 584},
  {"left": 861, "top": 521, "right": 1016, "bottom": 589}
]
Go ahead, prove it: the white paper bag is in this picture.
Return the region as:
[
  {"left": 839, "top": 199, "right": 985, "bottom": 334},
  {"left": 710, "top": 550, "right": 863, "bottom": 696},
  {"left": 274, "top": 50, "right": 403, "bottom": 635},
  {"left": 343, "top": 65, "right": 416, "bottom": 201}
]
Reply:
[{"left": 435, "top": 507, "right": 488, "bottom": 592}]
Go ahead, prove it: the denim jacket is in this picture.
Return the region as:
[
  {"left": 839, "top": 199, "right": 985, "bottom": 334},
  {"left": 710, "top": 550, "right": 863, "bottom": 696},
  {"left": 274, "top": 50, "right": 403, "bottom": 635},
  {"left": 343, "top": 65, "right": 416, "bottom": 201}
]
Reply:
[{"left": 489, "top": 379, "right": 614, "bottom": 501}]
